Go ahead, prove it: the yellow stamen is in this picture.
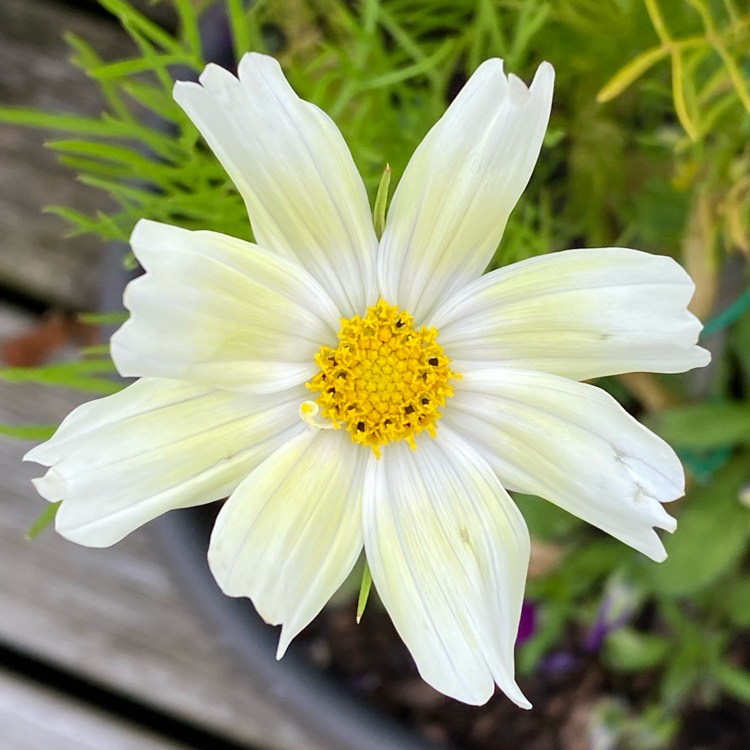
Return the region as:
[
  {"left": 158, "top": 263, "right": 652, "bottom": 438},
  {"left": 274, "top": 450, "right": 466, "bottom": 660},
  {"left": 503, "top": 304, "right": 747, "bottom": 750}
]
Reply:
[
  {"left": 299, "top": 401, "right": 336, "bottom": 430},
  {"left": 306, "top": 300, "right": 459, "bottom": 456}
]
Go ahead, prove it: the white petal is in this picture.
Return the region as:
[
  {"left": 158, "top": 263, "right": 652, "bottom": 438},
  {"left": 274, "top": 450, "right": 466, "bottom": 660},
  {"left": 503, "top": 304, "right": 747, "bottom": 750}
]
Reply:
[
  {"left": 173, "top": 53, "right": 378, "bottom": 318},
  {"left": 112, "top": 220, "right": 340, "bottom": 393},
  {"left": 378, "top": 59, "right": 554, "bottom": 323},
  {"left": 444, "top": 368, "right": 683, "bottom": 561},
  {"left": 24, "top": 378, "right": 306, "bottom": 547},
  {"left": 208, "top": 428, "right": 367, "bottom": 655},
  {"left": 431, "top": 247, "right": 710, "bottom": 380},
  {"left": 363, "top": 428, "right": 531, "bottom": 707}
]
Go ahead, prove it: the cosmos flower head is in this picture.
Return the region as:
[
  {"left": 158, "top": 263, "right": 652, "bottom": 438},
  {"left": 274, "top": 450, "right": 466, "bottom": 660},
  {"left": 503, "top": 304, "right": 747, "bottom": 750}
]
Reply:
[{"left": 26, "top": 53, "right": 709, "bottom": 707}]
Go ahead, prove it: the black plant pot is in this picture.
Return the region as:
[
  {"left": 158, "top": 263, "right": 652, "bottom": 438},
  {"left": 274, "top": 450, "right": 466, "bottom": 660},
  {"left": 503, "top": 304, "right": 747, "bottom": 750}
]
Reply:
[{"left": 153, "top": 508, "right": 441, "bottom": 750}]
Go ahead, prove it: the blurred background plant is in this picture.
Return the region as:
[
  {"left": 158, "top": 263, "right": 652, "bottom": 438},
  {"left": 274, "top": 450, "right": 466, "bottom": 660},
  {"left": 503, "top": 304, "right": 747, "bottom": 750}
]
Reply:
[{"left": 1, "top": 0, "right": 748, "bottom": 747}]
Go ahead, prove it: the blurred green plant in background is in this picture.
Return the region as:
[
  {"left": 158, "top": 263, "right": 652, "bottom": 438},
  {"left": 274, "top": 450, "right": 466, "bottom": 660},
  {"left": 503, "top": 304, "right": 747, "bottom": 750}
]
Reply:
[{"left": 1, "top": 0, "right": 748, "bottom": 745}]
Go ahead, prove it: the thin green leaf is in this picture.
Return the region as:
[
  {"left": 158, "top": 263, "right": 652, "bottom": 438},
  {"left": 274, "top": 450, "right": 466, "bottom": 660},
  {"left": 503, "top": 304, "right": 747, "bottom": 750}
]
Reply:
[
  {"left": 227, "top": 0, "right": 251, "bottom": 64},
  {"left": 90, "top": 54, "right": 195, "bottom": 81},
  {"left": 81, "top": 344, "right": 115, "bottom": 356},
  {"left": 509, "top": 0, "right": 551, "bottom": 67},
  {"left": 0, "top": 107, "right": 122, "bottom": 136},
  {"left": 477, "top": 0, "right": 507, "bottom": 56},
  {"left": 0, "top": 423, "right": 56, "bottom": 440},
  {"left": 122, "top": 81, "right": 184, "bottom": 122},
  {"left": 373, "top": 163, "right": 391, "bottom": 239},
  {"left": 357, "top": 560, "right": 373, "bottom": 623},
  {"left": 58, "top": 155, "right": 143, "bottom": 182},
  {"left": 66, "top": 32, "right": 135, "bottom": 124},
  {"left": 645, "top": 402, "right": 750, "bottom": 449},
  {"left": 714, "top": 661, "right": 750, "bottom": 703},
  {"left": 650, "top": 456, "right": 750, "bottom": 596},
  {"left": 78, "top": 311, "right": 128, "bottom": 325},
  {"left": 94, "top": 209, "right": 132, "bottom": 241},
  {"left": 644, "top": 0, "right": 672, "bottom": 44},
  {"left": 0, "top": 106, "right": 181, "bottom": 163},
  {"left": 360, "top": 39, "right": 455, "bottom": 90},
  {"left": 117, "top": 15, "right": 179, "bottom": 94},
  {"left": 378, "top": 8, "right": 430, "bottom": 65},
  {"left": 0, "top": 361, "right": 120, "bottom": 394},
  {"left": 603, "top": 628, "right": 670, "bottom": 672},
  {"left": 98, "top": 0, "right": 184, "bottom": 55},
  {"left": 174, "top": 0, "right": 202, "bottom": 58},
  {"left": 47, "top": 138, "right": 136, "bottom": 163},
  {"left": 597, "top": 45, "right": 671, "bottom": 102},
  {"left": 44, "top": 206, "right": 123, "bottom": 241},
  {"left": 724, "top": 578, "right": 750, "bottom": 628},
  {"left": 26, "top": 502, "right": 62, "bottom": 540},
  {"left": 47, "top": 139, "right": 180, "bottom": 183},
  {"left": 671, "top": 51, "right": 700, "bottom": 141},
  {"left": 77, "top": 174, "right": 155, "bottom": 204}
]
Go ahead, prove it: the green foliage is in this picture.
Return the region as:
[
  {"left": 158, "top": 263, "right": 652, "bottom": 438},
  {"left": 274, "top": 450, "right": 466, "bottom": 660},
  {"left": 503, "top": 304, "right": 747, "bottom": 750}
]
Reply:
[
  {"left": 603, "top": 627, "right": 671, "bottom": 672},
  {"left": 26, "top": 502, "right": 62, "bottom": 540},
  {"left": 0, "top": 424, "right": 57, "bottom": 440},
  {"left": 0, "top": 361, "right": 119, "bottom": 394},
  {"left": 646, "top": 402, "right": 750, "bottom": 450},
  {"left": 1, "top": 0, "right": 749, "bottom": 742},
  {"left": 599, "top": 0, "right": 750, "bottom": 142},
  {"left": 649, "top": 456, "right": 750, "bottom": 597},
  {"left": 372, "top": 164, "right": 391, "bottom": 240},
  {"left": 725, "top": 578, "right": 750, "bottom": 628},
  {"left": 513, "top": 492, "right": 580, "bottom": 540},
  {"left": 357, "top": 560, "right": 373, "bottom": 623},
  {"left": 590, "top": 699, "right": 681, "bottom": 750},
  {"left": 0, "top": 0, "right": 746, "bottom": 264}
]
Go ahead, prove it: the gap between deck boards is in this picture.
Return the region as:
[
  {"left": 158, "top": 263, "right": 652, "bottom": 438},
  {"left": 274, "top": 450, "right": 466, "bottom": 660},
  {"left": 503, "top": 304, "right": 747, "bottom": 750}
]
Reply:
[{"left": 0, "top": 641, "right": 258, "bottom": 750}]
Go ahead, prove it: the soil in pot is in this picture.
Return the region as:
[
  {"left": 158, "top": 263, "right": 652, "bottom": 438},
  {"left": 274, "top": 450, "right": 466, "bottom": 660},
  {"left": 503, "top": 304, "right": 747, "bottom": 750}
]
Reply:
[{"left": 192, "top": 505, "right": 750, "bottom": 750}]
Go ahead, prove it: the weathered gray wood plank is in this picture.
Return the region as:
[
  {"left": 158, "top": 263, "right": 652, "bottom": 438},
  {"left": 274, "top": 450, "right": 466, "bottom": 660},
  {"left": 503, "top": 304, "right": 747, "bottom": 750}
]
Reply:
[
  {"left": 0, "top": 306, "right": 327, "bottom": 749},
  {"left": 1, "top": 3, "right": 333, "bottom": 746},
  {"left": 0, "top": 401, "right": 325, "bottom": 750},
  {"left": 0, "top": 669, "right": 188, "bottom": 750},
  {"left": 0, "top": 0, "right": 132, "bottom": 310}
]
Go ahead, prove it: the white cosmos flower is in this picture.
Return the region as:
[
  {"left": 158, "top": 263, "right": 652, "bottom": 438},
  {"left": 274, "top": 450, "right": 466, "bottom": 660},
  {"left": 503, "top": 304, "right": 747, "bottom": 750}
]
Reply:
[{"left": 25, "top": 53, "right": 710, "bottom": 707}]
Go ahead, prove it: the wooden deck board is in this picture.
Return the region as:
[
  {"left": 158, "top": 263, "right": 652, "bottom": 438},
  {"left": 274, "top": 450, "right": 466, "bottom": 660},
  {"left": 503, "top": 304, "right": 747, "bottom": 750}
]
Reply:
[
  {"left": 0, "top": 0, "right": 132, "bottom": 310},
  {"left": 0, "top": 3, "right": 334, "bottom": 747},
  {"left": 0, "top": 669, "right": 188, "bottom": 750},
  {"left": 0, "top": 339, "right": 324, "bottom": 750}
]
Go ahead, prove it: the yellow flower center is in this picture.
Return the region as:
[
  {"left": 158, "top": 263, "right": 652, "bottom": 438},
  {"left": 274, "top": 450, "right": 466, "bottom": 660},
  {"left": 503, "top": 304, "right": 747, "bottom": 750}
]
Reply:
[{"left": 304, "top": 300, "right": 459, "bottom": 456}]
